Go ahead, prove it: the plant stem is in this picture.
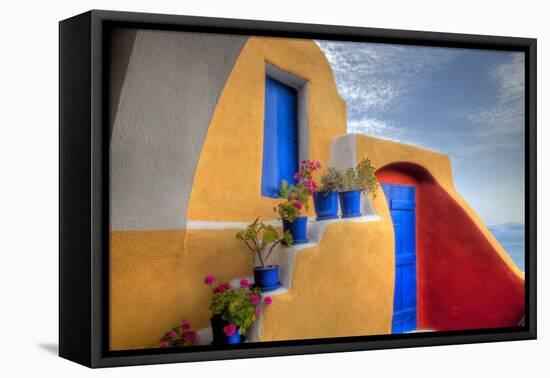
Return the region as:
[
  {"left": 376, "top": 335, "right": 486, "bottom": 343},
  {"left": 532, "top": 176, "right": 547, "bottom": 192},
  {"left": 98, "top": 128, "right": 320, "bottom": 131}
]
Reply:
[
  {"left": 251, "top": 237, "right": 265, "bottom": 268},
  {"left": 265, "top": 239, "right": 282, "bottom": 264},
  {"left": 243, "top": 240, "right": 256, "bottom": 253},
  {"left": 257, "top": 250, "right": 265, "bottom": 268}
]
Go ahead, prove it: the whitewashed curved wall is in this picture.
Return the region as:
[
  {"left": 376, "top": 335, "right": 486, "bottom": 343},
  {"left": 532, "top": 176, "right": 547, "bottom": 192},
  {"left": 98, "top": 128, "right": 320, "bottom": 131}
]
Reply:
[{"left": 109, "top": 29, "right": 247, "bottom": 231}]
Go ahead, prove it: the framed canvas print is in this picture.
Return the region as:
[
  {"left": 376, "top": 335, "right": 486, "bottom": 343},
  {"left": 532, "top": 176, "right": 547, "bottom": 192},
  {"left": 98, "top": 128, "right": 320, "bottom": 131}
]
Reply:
[{"left": 59, "top": 10, "right": 537, "bottom": 368}]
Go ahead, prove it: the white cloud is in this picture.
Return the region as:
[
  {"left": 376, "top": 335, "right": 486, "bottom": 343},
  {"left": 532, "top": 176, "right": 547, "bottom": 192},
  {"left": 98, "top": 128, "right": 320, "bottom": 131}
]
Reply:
[
  {"left": 467, "top": 53, "right": 525, "bottom": 148},
  {"left": 315, "top": 39, "right": 465, "bottom": 153},
  {"left": 348, "top": 117, "right": 422, "bottom": 145},
  {"left": 316, "top": 40, "right": 462, "bottom": 115},
  {"left": 315, "top": 40, "right": 525, "bottom": 161},
  {"left": 348, "top": 117, "right": 398, "bottom": 137},
  {"left": 492, "top": 53, "right": 525, "bottom": 104},
  {"left": 338, "top": 81, "right": 398, "bottom": 113}
]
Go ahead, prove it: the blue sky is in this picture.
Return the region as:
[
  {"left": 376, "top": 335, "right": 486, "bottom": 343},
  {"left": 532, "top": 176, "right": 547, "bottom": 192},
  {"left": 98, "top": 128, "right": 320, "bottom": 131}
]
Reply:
[{"left": 315, "top": 40, "right": 525, "bottom": 226}]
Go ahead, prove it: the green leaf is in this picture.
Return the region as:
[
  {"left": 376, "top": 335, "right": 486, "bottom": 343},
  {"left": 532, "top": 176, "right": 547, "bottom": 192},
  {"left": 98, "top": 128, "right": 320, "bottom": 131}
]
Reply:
[
  {"left": 283, "top": 230, "right": 293, "bottom": 246},
  {"left": 262, "top": 225, "right": 279, "bottom": 244}
]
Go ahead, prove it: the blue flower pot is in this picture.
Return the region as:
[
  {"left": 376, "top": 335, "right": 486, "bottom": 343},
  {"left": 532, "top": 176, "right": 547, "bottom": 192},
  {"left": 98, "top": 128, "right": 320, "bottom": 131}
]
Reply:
[
  {"left": 313, "top": 191, "right": 339, "bottom": 220},
  {"left": 210, "top": 316, "right": 243, "bottom": 345},
  {"left": 253, "top": 265, "right": 280, "bottom": 292},
  {"left": 339, "top": 190, "right": 362, "bottom": 218},
  {"left": 224, "top": 329, "right": 242, "bottom": 344},
  {"left": 283, "top": 216, "right": 308, "bottom": 244}
]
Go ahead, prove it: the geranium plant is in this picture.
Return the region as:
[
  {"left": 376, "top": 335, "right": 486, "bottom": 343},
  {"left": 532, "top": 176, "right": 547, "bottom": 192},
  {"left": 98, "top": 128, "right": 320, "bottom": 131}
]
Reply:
[
  {"left": 205, "top": 275, "right": 272, "bottom": 338},
  {"left": 159, "top": 318, "right": 198, "bottom": 348},
  {"left": 236, "top": 217, "right": 292, "bottom": 268},
  {"left": 275, "top": 159, "right": 321, "bottom": 222},
  {"left": 341, "top": 157, "right": 379, "bottom": 197}
]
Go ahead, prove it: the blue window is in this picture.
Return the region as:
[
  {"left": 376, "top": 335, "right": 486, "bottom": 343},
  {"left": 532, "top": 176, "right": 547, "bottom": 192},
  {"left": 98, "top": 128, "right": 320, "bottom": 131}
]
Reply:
[
  {"left": 261, "top": 77, "right": 299, "bottom": 198},
  {"left": 382, "top": 183, "right": 417, "bottom": 334}
]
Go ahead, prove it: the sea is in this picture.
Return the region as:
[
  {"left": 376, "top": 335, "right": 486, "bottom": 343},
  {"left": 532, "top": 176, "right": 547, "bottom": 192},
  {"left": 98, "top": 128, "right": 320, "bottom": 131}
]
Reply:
[{"left": 488, "top": 223, "right": 525, "bottom": 272}]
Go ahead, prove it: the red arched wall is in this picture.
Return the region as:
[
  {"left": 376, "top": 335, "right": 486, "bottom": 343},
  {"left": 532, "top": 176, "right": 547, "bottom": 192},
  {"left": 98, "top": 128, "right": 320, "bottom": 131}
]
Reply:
[{"left": 376, "top": 163, "right": 524, "bottom": 331}]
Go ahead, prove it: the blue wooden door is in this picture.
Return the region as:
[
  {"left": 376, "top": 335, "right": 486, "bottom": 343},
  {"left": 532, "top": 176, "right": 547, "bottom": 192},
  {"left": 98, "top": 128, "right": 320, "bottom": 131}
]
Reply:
[
  {"left": 381, "top": 183, "right": 417, "bottom": 333},
  {"left": 261, "top": 77, "right": 298, "bottom": 198}
]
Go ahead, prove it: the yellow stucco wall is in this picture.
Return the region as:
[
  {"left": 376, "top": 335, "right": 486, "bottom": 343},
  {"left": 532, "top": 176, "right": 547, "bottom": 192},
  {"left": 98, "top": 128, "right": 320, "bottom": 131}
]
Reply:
[
  {"left": 261, "top": 195, "right": 395, "bottom": 340},
  {"left": 355, "top": 134, "right": 524, "bottom": 280},
  {"left": 187, "top": 36, "right": 347, "bottom": 221},
  {"left": 110, "top": 229, "right": 255, "bottom": 350}
]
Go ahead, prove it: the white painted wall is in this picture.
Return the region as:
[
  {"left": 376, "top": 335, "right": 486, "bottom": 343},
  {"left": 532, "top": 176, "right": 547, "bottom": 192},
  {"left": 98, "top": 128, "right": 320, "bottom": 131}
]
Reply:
[
  {"left": 109, "top": 29, "right": 246, "bottom": 231},
  {"left": 328, "top": 134, "right": 377, "bottom": 215},
  {"left": 328, "top": 134, "right": 357, "bottom": 170}
]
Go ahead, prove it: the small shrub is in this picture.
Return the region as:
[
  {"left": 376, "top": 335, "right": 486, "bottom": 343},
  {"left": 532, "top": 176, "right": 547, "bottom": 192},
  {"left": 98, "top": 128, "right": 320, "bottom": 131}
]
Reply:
[
  {"left": 318, "top": 167, "right": 344, "bottom": 192},
  {"left": 341, "top": 157, "right": 379, "bottom": 198},
  {"left": 236, "top": 217, "right": 292, "bottom": 268}
]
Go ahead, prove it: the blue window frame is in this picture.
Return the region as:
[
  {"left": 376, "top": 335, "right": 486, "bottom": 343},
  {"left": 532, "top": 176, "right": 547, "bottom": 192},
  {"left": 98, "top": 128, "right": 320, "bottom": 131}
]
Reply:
[{"left": 261, "top": 76, "right": 299, "bottom": 198}]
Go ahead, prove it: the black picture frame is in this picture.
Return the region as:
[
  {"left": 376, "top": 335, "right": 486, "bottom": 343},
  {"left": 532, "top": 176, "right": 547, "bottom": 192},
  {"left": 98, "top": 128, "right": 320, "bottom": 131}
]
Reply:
[{"left": 59, "top": 9, "right": 537, "bottom": 368}]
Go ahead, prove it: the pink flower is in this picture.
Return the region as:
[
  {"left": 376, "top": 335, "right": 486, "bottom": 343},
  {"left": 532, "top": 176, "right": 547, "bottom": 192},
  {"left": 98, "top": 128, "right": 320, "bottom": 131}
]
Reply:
[
  {"left": 293, "top": 201, "right": 302, "bottom": 210},
  {"left": 223, "top": 323, "right": 237, "bottom": 337},
  {"left": 315, "top": 161, "right": 321, "bottom": 169},
  {"left": 213, "top": 283, "right": 231, "bottom": 294},
  {"left": 183, "top": 330, "right": 197, "bottom": 342},
  {"left": 303, "top": 179, "right": 318, "bottom": 195},
  {"left": 239, "top": 278, "right": 249, "bottom": 288},
  {"left": 160, "top": 341, "right": 169, "bottom": 348},
  {"left": 181, "top": 320, "right": 191, "bottom": 330},
  {"left": 204, "top": 274, "right": 216, "bottom": 285},
  {"left": 163, "top": 330, "right": 177, "bottom": 341},
  {"left": 249, "top": 294, "right": 260, "bottom": 305},
  {"left": 263, "top": 296, "right": 272, "bottom": 305},
  {"left": 255, "top": 307, "right": 262, "bottom": 317}
]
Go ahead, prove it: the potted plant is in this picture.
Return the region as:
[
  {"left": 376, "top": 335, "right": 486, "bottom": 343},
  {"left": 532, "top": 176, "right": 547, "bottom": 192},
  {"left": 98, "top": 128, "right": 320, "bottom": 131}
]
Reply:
[
  {"left": 313, "top": 167, "right": 343, "bottom": 220},
  {"left": 159, "top": 319, "right": 197, "bottom": 348},
  {"left": 339, "top": 157, "right": 379, "bottom": 218},
  {"left": 236, "top": 218, "right": 292, "bottom": 291},
  {"left": 275, "top": 159, "right": 321, "bottom": 243},
  {"left": 204, "top": 275, "right": 272, "bottom": 345}
]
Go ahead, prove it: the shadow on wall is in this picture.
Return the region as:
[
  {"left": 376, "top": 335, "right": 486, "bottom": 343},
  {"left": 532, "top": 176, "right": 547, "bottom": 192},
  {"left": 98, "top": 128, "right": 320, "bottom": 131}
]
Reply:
[
  {"left": 376, "top": 162, "right": 524, "bottom": 331},
  {"left": 108, "top": 28, "right": 137, "bottom": 141}
]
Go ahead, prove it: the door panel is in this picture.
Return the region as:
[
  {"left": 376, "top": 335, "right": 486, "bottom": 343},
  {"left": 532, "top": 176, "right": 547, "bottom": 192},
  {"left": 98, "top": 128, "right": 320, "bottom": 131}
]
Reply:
[
  {"left": 261, "top": 77, "right": 298, "bottom": 198},
  {"left": 382, "top": 183, "right": 417, "bottom": 333}
]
